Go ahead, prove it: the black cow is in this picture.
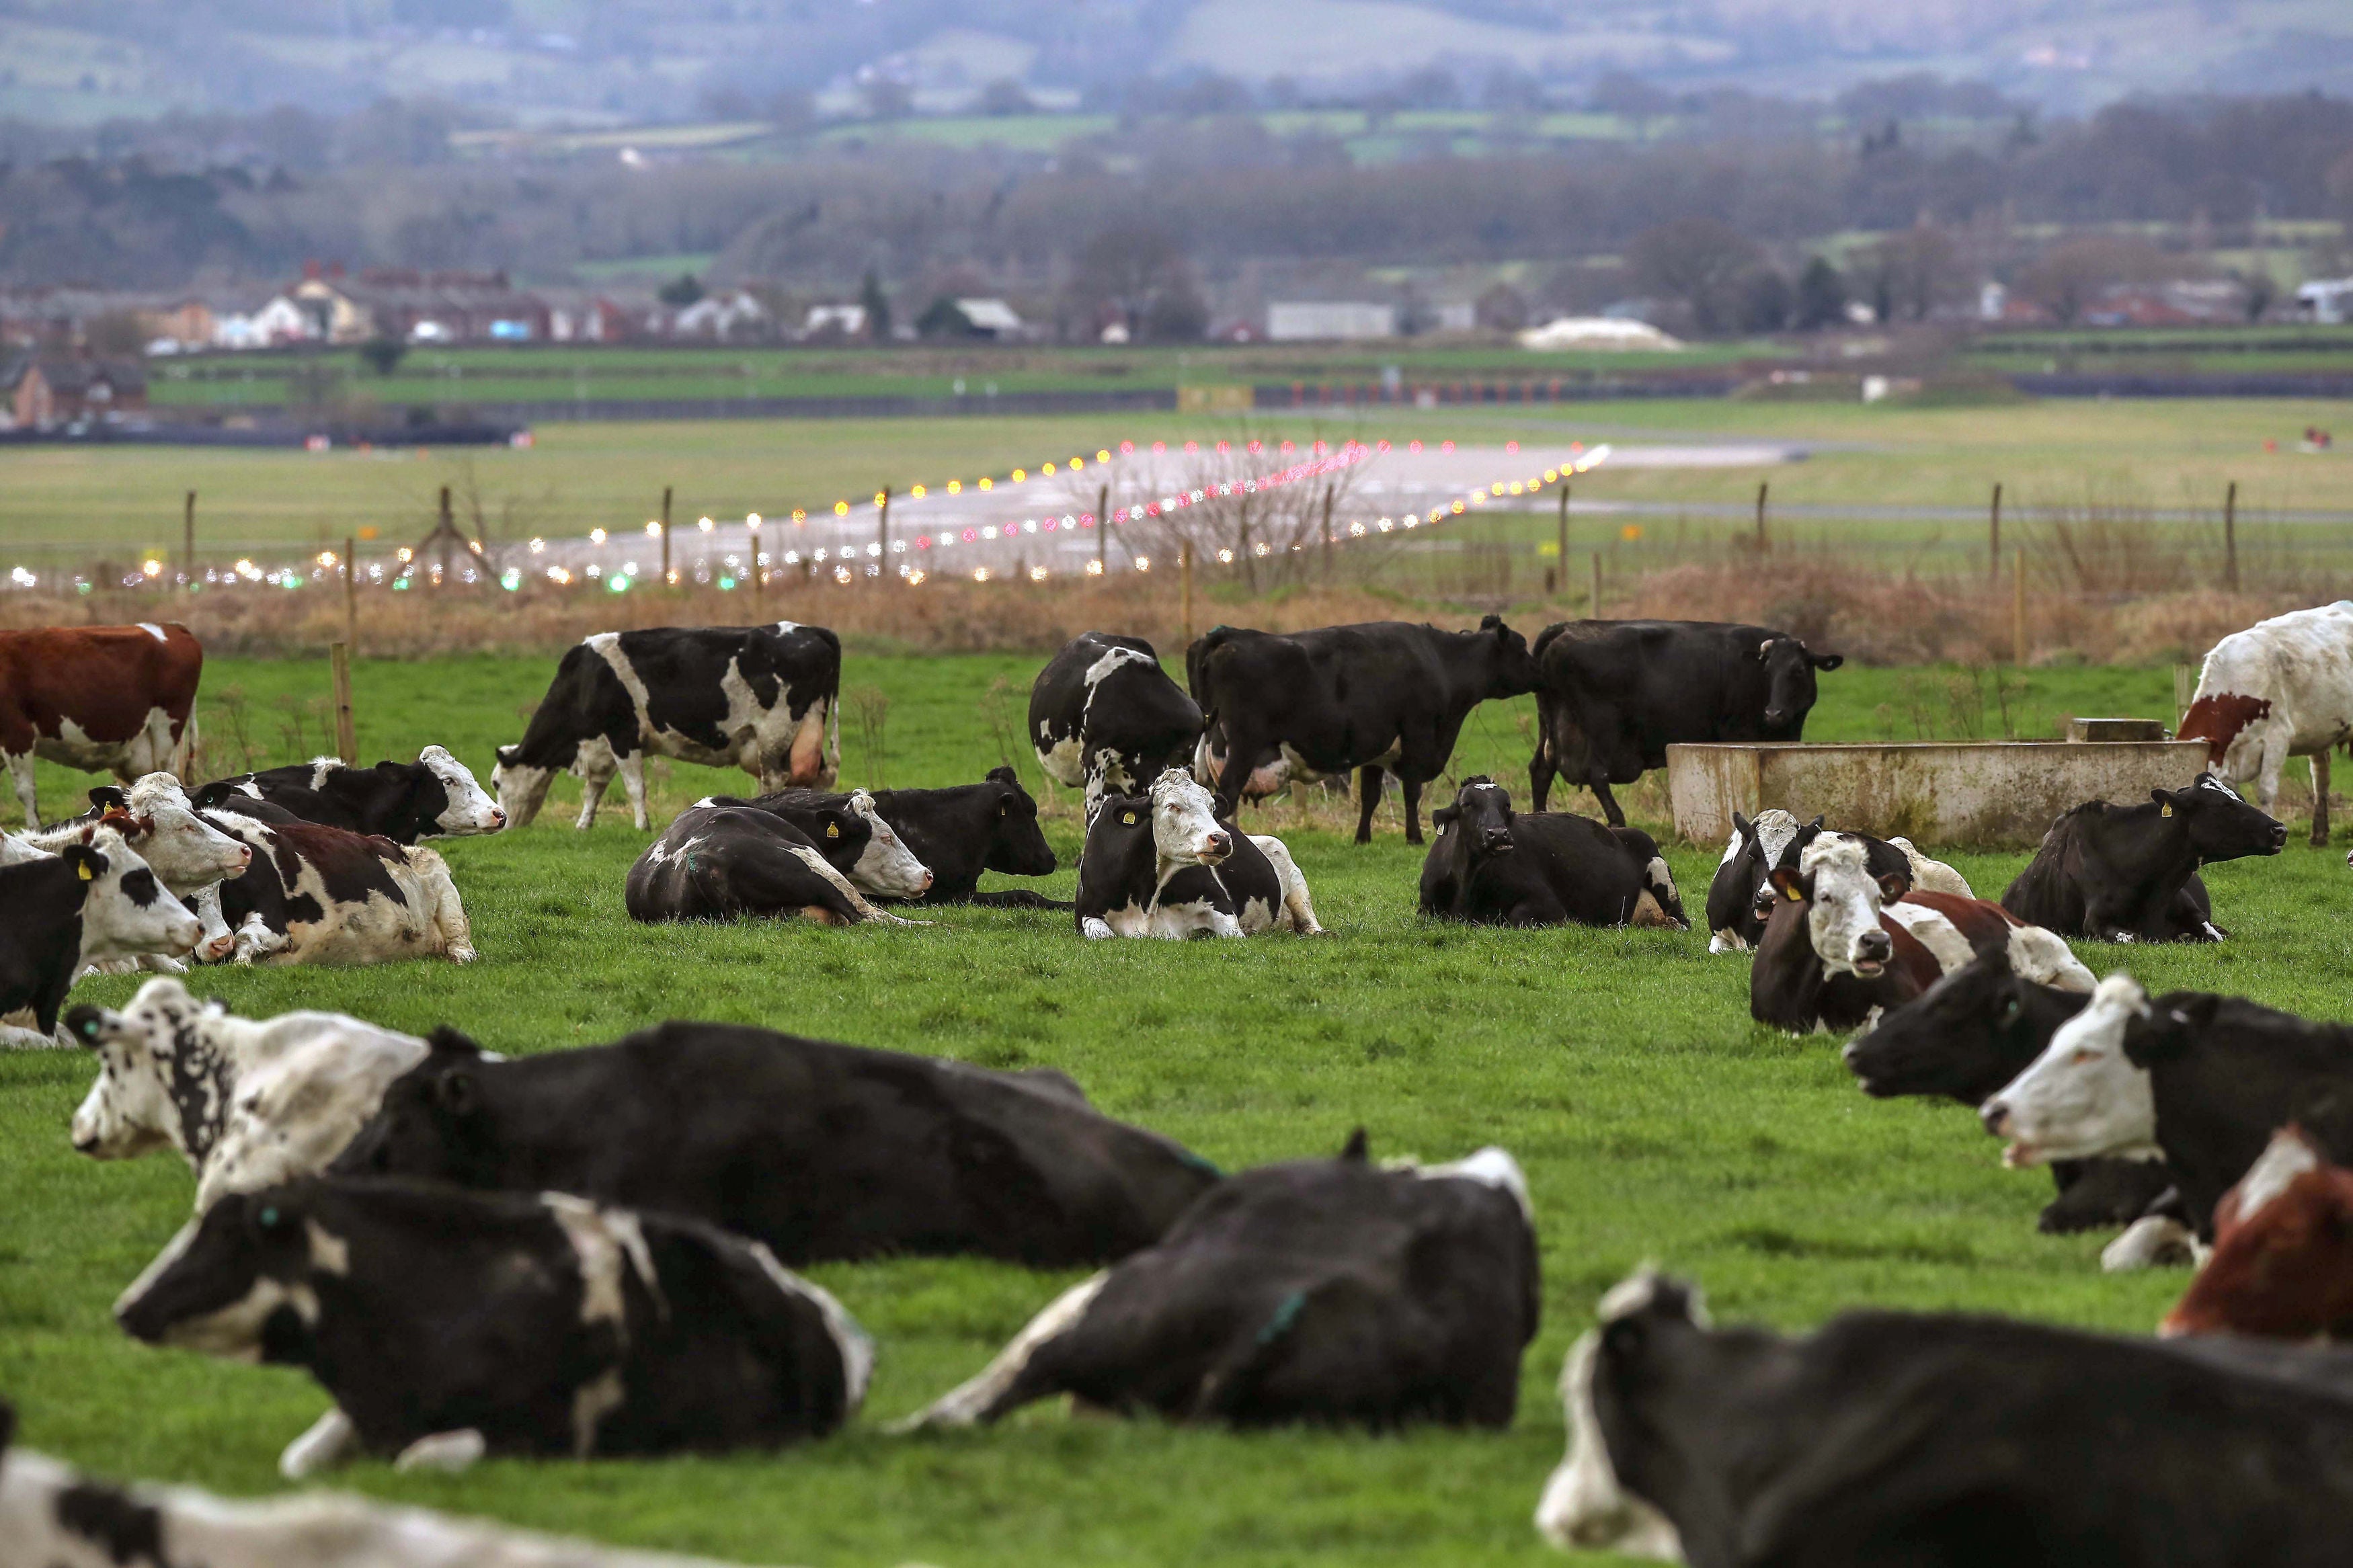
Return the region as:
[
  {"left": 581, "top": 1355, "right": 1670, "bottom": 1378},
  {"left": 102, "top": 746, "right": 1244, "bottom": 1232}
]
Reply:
[
  {"left": 191, "top": 747, "right": 505, "bottom": 843},
  {"left": 114, "top": 1177, "right": 867, "bottom": 1473},
  {"left": 492, "top": 623, "right": 840, "bottom": 831},
  {"left": 870, "top": 768, "right": 1064, "bottom": 907},
  {"left": 1417, "top": 778, "right": 1686, "bottom": 929},
  {"left": 1528, "top": 620, "right": 1842, "bottom": 827},
  {"left": 904, "top": 1132, "right": 1538, "bottom": 1432},
  {"left": 1187, "top": 616, "right": 1537, "bottom": 843},
  {"left": 0, "top": 833, "right": 200, "bottom": 1047},
  {"left": 1540, "top": 1269, "right": 2353, "bottom": 1567},
  {"left": 333, "top": 1021, "right": 1223, "bottom": 1268},
  {"left": 1074, "top": 770, "right": 1323, "bottom": 939},
  {"left": 623, "top": 801, "right": 915, "bottom": 927},
  {"left": 2002, "top": 772, "right": 2286, "bottom": 942},
  {"left": 1030, "top": 632, "right": 1203, "bottom": 808}
]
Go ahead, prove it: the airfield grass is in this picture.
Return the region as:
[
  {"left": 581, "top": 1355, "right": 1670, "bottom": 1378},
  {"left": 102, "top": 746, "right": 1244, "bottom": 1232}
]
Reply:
[{"left": 3, "top": 651, "right": 2349, "bottom": 1566}]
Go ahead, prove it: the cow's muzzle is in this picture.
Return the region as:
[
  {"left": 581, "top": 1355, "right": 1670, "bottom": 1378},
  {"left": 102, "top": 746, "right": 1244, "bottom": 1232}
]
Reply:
[
  {"left": 1850, "top": 928, "right": 1892, "bottom": 975},
  {"left": 1481, "top": 829, "right": 1513, "bottom": 854},
  {"left": 1201, "top": 831, "right": 1234, "bottom": 863},
  {"left": 1762, "top": 707, "right": 1790, "bottom": 729}
]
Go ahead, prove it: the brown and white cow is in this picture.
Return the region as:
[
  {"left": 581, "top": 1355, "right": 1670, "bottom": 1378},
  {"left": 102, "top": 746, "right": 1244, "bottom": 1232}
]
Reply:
[
  {"left": 2161, "top": 1127, "right": 2353, "bottom": 1340},
  {"left": 194, "top": 800, "right": 475, "bottom": 966},
  {"left": 0, "top": 623, "right": 202, "bottom": 829},
  {"left": 2178, "top": 602, "right": 2353, "bottom": 847}
]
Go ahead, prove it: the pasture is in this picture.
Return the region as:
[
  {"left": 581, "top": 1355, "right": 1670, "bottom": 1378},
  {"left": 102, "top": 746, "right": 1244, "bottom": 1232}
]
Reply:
[{"left": 3, "top": 649, "right": 2345, "bottom": 1567}]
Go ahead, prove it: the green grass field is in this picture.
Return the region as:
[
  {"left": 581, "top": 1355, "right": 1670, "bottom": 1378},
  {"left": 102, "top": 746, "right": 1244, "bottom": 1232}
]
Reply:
[{"left": 4, "top": 651, "right": 2344, "bottom": 1567}]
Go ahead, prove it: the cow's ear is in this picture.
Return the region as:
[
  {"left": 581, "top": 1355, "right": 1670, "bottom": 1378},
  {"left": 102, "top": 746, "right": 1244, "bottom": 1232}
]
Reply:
[
  {"left": 2151, "top": 788, "right": 2182, "bottom": 817},
  {"left": 1480, "top": 612, "right": 1504, "bottom": 632},
  {"left": 88, "top": 786, "right": 128, "bottom": 811},
  {"left": 1433, "top": 806, "right": 1458, "bottom": 830},
  {"left": 1731, "top": 810, "right": 1752, "bottom": 837},
  {"left": 434, "top": 1070, "right": 477, "bottom": 1117},
  {"left": 1755, "top": 638, "right": 1776, "bottom": 661},
  {"left": 986, "top": 764, "right": 1019, "bottom": 788},
  {"left": 1876, "top": 871, "right": 1909, "bottom": 902},
  {"left": 1339, "top": 1126, "right": 1369, "bottom": 1161},
  {"left": 1810, "top": 652, "right": 1843, "bottom": 671},
  {"left": 426, "top": 1024, "right": 485, "bottom": 1059},
  {"left": 1767, "top": 866, "right": 1805, "bottom": 904},
  {"left": 495, "top": 745, "right": 519, "bottom": 766},
  {"left": 60, "top": 844, "right": 104, "bottom": 884}
]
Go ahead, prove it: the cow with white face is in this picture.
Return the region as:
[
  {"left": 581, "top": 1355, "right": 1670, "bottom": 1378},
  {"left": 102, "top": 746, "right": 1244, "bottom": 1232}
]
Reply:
[
  {"left": 65, "top": 977, "right": 430, "bottom": 1210},
  {"left": 1981, "top": 975, "right": 2162, "bottom": 1171},
  {"left": 0, "top": 829, "right": 202, "bottom": 1048},
  {"left": 29, "top": 776, "right": 251, "bottom": 968},
  {"left": 1074, "top": 770, "right": 1322, "bottom": 939},
  {"left": 193, "top": 747, "right": 505, "bottom": 843}
]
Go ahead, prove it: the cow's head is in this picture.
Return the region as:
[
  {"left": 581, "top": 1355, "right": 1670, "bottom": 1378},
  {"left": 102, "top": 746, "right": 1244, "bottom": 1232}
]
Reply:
[
  {"left": 1842, "top": 939, "right": 2069, "bottom": 1103},
  {"left": 114, "top": 1185, "right": 328, "bottom": 1364},
  {"left": 980, "top": 766, "right": 1058, "bottom": 878},
  {"left": 1767, "top": 832, "right": 1905, "bottom": 979},
  {"left": 1755, "top": 636, "right": 1842, "bottom": 734},
  {"left": 490, "top": 745, "right": 555, "bottom": 829},
  {"left": 1477, "top": 614, "right": 1540, "bottom": 697},
  {"left": 846, "top": 790, "right": 932, "bottom": 898},
  {"left": 1433, "top": 776, "right": 1515, "bottom": 858},
  {"left": 1979, "top": 973, "right": 2157, "bottom": 1167},
  {"left": 120, "top": 774, "right": 252, "bottom": 894},
  {"left": 66, "top": 830, "right": 202, "bottom": 966},
  {"left": 2155, "top": 772, "right": 2286, "bottom": 861},
  {"left": 65, "top": 977, "right": 220, "bottom": 1162},
  {"left": 2162, "top": 1128, "right": 2353, "bottom": 1340},
  {"left": 1533, "top": 1268, "right": 1698, "bottom": 1561},
  {"left": 330, "top": 1026, "right": 493, "bottom": 1185},
  {"left": 418, "top": 745, "right": 506, "bottom": 836},
  {"left": 1148, "top": 769, "right": 1232, "bottom": 866}
]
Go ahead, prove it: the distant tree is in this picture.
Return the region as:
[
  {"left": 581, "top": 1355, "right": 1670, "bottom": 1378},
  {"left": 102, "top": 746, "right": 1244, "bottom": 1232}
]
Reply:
[
  {"left": 1588, "top": 72, "right": 1672, "bottom": 119},
  {"left": 658, "top": 273, "right": 705, "bottom": 308},
  {"left": 1164, "top": 72, "right": 1257, "bottom": 117},
  {"left": 1066, "top": 226, "right": 1203, "bottom": 342},
  {"left": 1142, "top": 286, "right": 1208, "bottom": 342},
  {"left": 1734, "top": 265, "right": 1792, "bottom": 333},
  {"left": 916, "top": 296, "right": 975, "bottom": 338},
  {"left": 2243, "top": 271, "right": 2278, "bottom": 323},
  {"left": 1794, "top": 256, "right": 1847, "bottom": 329},
  {"left": 1480, "top": 65, "right": 1546, "bottom": 112},
  {"left": 1394, "top": 66, "right": 1462, "bottom": 110},
  {"left": 978, "top": 79, "right": 1035, "bottom": 117},
  {"left": 863, "top": 77, "right": 914, "bottom": 120},
  {"left": 764, "top": 88, "right": 815, "bottom": 132},
  {"left": 1872, "top": 224, "right": 1966, "bottom": 321},
  {"left": 83, "top": 309, "right": 148, "bottom": 357},
  {"left": 2017, "top": 235, "right": 2170, "bottom": 325},
  {"left": 859, "top": 270, "right": 893, "bottom": 339},
  {"left": 1474, "top": 281, "right": 1529, "bottom": 332},
  {"left": 358, "top": 336, "right": 408, "bottom": 376},
  {"left": 1626, "top": 216, "right": 1761, "bottom": 335},
  {"left": 1263, "top": 75, "right": 1304, "bottom": 110}
]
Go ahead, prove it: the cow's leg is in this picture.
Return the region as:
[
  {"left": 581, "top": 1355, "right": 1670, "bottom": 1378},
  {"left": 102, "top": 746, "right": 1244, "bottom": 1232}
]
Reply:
[
  {"left": 1400, "top": 774, "right": 1426, "bottom": 845},
  {"left": 1354, "top": 766, "right": 1384, "bottom": 844},
  {"left": 280, "top": 1407, "right": 359, "bottom": 1479},
  {"left": 617, "top": 752, "right": 649, "bottom": 831},
  {"left": 393, "top": 1429, "right": 487, "bottom": 1474},
  {"left": 1527, "top": 739, "right": 1555, "bottom": 814},
  {"left": 2256, "top": 733, "right": 2288, "bottom": 813},
  {"left": 191, "top": 884, "right": 236, "bottom": 964},
  {"left": 2313, "top": 749, "right": 2332, "bottom": 847},
  {"left": 1587, "top": 777, "right": 1626, "bottom": 829},
  {"left": 409, "top": 850, "right": 476, "bottom": 962},
  {"left": 573, "top": 766, "right": 613, "bottom": 830},
  {"left": 1250, "top": 835, "right": 1326, "bottom": 934},
  {"left": 1211, "top": 731, "right": 1266, "bottom": 821},
  {"left": 5, "top": 752, "right": 36, "bottom": 829}
]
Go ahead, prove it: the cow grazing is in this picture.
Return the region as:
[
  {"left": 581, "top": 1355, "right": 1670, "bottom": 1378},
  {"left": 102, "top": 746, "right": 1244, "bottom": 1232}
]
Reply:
[
  {"left": 65, "top": 977, "right": 428, "bottom": 1211},
  {"left": 904, "top": 1134, "right": 1538, "bottom": 1432},
  {"left": 1417, "top": 777, "right": 1685, "bottom": 929},
  {"left": 192, "top": 746, "right": 504, "bottom": 842},
  {"left": 114, "top": 1178, "right": 871, "bottom": 1475},
  {"left": 194, "top": 802, "right": 474, "bottom": 965},
  {"left": 0, "top": 831, "right": 200, "bottom": 1048},
  {"left": 625, "top": 802, "right": 919, "bottom": 926},
  {"left": 1750, "top": 833, "right": 2093, "bottom": 1033},
  {"left": 0, "top": 622, "right": 202, "bottom": 829},
  {"left": 334, "top": 1021, "right": 1222, "bottom": 1268},
  {"left": 1527, "top": 620, "right": 1841, "bottom": 827},
  {"left": 870, "top": 768, "right": 1064, "bottom": 906},
  {"left": 2002, "top": 772, "right": 2286, "bottom": 942},
  {"left": 1075, "top": 770, "right": 1323, "bottom": 939},
  {"left": 2178, "top": 602, "right": 2353, "bottom": 847},
  {"left": 1187, "top": 616, "right": 1537, "bottom": 843},
  {"left": 1031, "top": 632, "right": 1202, "bottom": 807},
  {"left": 493, "top": 623, "right": 840, "bottom": 831},
  {"left": 2162, "top": 1128, "right": 2353, "bottom": 1341},
  {"left": 699, "top": 786, "right": 932, "bottom": 899},
  {"left": 1537, "top": 1268, "right": 2353, "bottom": 1567}
]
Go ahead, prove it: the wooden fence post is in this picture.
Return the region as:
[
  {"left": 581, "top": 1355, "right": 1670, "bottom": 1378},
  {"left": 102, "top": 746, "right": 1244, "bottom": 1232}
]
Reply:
[
  {"left": 329, "top": 642, "right": 358, "bottom": 764},
  {"left": 2224, "top": 480, "right": 2239, "bottom": 591},
  {"left": 1989, "top": 482, "right": 2002, "bottom": 582},
  {"left": 877, "top": 486, "right": 891, "bottom": 585},
  {"left": 1755, "top": 481, "right": 1769, "bottom": 552},
  {"left": 1096, "top": 483, "right": 1109, "bottom": 576},
  {"left": 750, "top": 520, "right": 763, "bottom": 610},
  {"left": 660, "top": 485, "right": 672, "bottom": 585},
  {"left": 1591, "top": 551, "right": 1603, "bottom": 619},
  {"left": 2012, "top": 546, "right": 2027, "bottom": 665},
  {"left": 182, "top": 489, "right": 196, "bottom": 589},
  {"left": 1556, "top": 483, "right": 1569, "bottom": 580},
  {"left": 343, "top": 535, "right": 357, "bottom": 653},
  {"left": 1181, "top": 542, "right": 1195, "bottom": 644},
  {"left": 1320, "top": 484, "right": 1334, "bottom": 581}
]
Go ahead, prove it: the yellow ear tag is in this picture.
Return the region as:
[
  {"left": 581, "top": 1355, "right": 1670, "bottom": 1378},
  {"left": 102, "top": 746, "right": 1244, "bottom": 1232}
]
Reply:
[
  {"left": 1784, "top": 885, "right": 1802, "bottom": 901},
  {"left": 1122, "top": 811, "right": 1138, "bottom": 825},
  {"left": 2161, "top": 802, "right": 2173, "bottom": 817},
  {"left": 826, "top": 822, "right": 840, "bottom": 839},
  {"left": 77, "top": 860, "right": 94, "bottom": 880}
]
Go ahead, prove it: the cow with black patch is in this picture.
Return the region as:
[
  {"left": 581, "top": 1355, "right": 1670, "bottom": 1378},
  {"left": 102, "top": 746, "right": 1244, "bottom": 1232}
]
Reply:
[
  {"left": 493, "top": 623, "right": 840, "bottom": 831},
  {"left": 194, "top": 801, "right": 474, "bottom": 966},
  {"left": 1187, "top": 616, "right": 1536, "bottom": 843},
  {"left": 625, "top": 801, "right": 919, "bottom": 926},
  {"left": 1707, "top": 810, "right": 1972, "bottom": 954},
  {"left": 2003, "top": 772, "right": 2286, "bottom": 942},
  {"left": 333, "top": 1020, "right": 1222, "bottom": 1268},
  {"left": 0, "top": 830, "right": 201, "bottom": 1048},
  {"left": 1537, "top": 1268, "right": 2353, "bottom": 1567},
  {"left": 0, "top": 622, "right": 202, "bottom": 829},
  {"left": 1074, "top": 770, "right": 1323, "bottom": 939},
  {"left": 192, "top": 746, "right": 504, "bottom": 843},
  {"left": 114, "top": 1177, "right": 871, "bottom": 1476},
  {"left": 1417, "top": 777, "right": 1685, "bottom": 929},
  {"left": 65, "top": 977, "right": 429, "bottom": 1211},
  {"left": 904, "top": 1132, "right": 1537, "bottom": 1432},
  {"left": 23, "top": 775, "right": 251, "bottom": 968},
  {"left": 869, "top": 768, "right": 1064, "bottom": 906},
  {"left": 1031, "top": 632, "right": 1203, "bottom": 809},
  {"left": 1527, "top": 619, "right": 1841, "bottom": 827},
  {"left": 695, "top": 786, "right": 932, "bottom": 900}
]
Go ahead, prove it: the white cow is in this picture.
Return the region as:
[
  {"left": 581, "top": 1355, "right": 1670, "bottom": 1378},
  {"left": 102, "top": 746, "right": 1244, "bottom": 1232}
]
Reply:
[{"left": 2180, "top": 602, "right": 2353, "bottom": 845}]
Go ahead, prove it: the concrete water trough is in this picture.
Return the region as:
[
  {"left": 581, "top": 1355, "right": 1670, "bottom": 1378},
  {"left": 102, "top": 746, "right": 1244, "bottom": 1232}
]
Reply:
[{"left": 1667, "top": 739, "right": 2212, "bottom": 850}]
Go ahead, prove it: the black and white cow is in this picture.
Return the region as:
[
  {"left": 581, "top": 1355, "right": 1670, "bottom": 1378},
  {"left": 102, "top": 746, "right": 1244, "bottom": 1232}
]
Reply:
[
  {"left": 1528, "top": 620, "right": 1842, "bottom": 827},
  {"left": 1537, "top": 1268, "right": 2353, "bottom": 1565},
  {"left": 870, "top": 769, "right": 1064, "bottom": 906},
  {"left": 1187, "top": 616, "right": 1538, "bottom": 843},
  {"left": 904, "top": 1133, "right": 1537, "bottom": 1432},
  {"left": 114, "top": 1178, "right": 871, "bottom": 1475},
  {"left": 699, "top": 787, "right": 933, "bottom": 900},
  {"left": 1704, "top": 809, "right": 1970, "bottom": 954},
  {"left": 66, "top": 977, "right": 429, "bottom": 1211},
  {"left": 0, "top": 831, "right": 201, "bottom": 1048},
  {"left": 1417, "top": 778, "right": 1685, "bottom": 929},
  {"left": 333, "top": 1021, "right": 1223, "bottom": 1268},
  {"left": 1074, "top": 770, "right": 1323, "bottom": 939},
  {"left": 192, "top": 747, "right": 505, "bottom": 843},
  {"left": 193, "top": 802, "right": 474, "bottom": 965},
  {"left": 2002, "top": 772, "right": 2286, "bottom": 942},
  {"left": 22, "top": 775, "right": 251, "bottom": 967},
  {"left": 625, "top": 801, "right": 922, "bottom": 926},
  {"left": 1031, "top": 632, "right": 1203, "bottom": 808},
  {"left": 493, "top": 623, "right": 840, "bottom": 831}
]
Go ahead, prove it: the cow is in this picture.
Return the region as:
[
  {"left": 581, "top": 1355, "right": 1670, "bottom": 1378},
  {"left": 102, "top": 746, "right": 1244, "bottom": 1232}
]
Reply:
[
  {"left": 2158, "top": 1128, "right": 2353, "bottom": 1341},
  {"left": 0, "top": 830, "right": 201, "bottom": 1048},
  {"left": 21, "top": 775, "right": 250, "bottom": 968},
  {"left": 114, "top": 1177, "right": 871, "bottom": 1475},
  {"left": 1187, "top": 616, "right": 1538, "bottom": 843},
  {"left": 492, "top": 623, "right": 840, "bottom": 831},
  {"left": 1417, "top": 777, "right": 1685, "bottom": 929},
  {"left": 190, "top": 800, "right": 473, "bottom": 966},
  {"left": 625, "top": 801, "right": 922, "bottom": 927},
  {"left": 65, "top": 977, "right": 428, "bottom": 1211},
  {"left": 870, "top": 769, "right": 1064, "bottom": 906},
  {"left": 695, "top": 786, "right": 933, "bottom": 900},
  {"left": 1527, "top": 620, "right": 1841, "bottom": 828},
  {"left": 1537, "top": 1267, "right": 2353, "bottom": 1567},
  {"left": 1706, "top": 809, "right": 1972, "bottom": 954},
  {"left": 333, "top": 1020, "right": 1223, "bottom": 1268},
  {"left": 2178, "top": 602, "right": 2353, "bottom": 847},
  {"left": 1031, "top": 632, "right": 1203, "bottom": 809},
  {"left": 0, "top": 1397, "right": 811, "bottom": 1568},
  {"left": 2001, "top": 772, "right": 2284, "bottom": 942},
  {"left": 192, "top": 746, "right": 504, "bottom": 842},
  {"left": 1751, "top": 833, "right": 2093, "bottom": 1033},
  {"left": 1074, "top": 770, "right": 1323, "bottom": 939},
  {"left": 903, "top": 1132, "right": 1537, "bottom": 1433},
  {"left": 0, "top": 622, "right": 202, "bottom": 829}
]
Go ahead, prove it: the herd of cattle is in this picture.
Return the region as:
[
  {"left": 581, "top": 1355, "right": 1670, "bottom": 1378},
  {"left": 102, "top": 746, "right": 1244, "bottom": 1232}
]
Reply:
[{"left": 7, "top": 601, "right": 2353, "bottom": 1567}]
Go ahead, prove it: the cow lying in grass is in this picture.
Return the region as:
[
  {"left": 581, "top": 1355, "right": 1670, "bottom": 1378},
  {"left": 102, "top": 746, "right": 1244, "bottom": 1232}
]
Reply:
[
  {"left": 692, "top": 786, "right": 934, "bottom": 900},
  {"left": 625, "top": 799, "right": 925, "bottom": 927},
  {"left": 21, "top": 776, "right": 251, "bottom": 969},
  {"left": 870, "top": 768, "right": 1065, "bottom": 907},
  {"left": 0, "top": 829, "right": 201, "bottom": 1048},
  {"left": 1705, "top": 808, "right": 1972, "bottom": 954},
  {"left": 1075, "top": 770, "right": 1322, "bottom": 939},
  {"left": 193, "top": 799, "right": 475, "bottom": 966},
  {"left": 194, "top": 745, "right": 506, "bottom": 843},
  {"left": 2002, "top": 772, "right": 2285, "bottom": 942},
  {"left": 1418, "top": 777, "right": 1686, "bottom": 930}
]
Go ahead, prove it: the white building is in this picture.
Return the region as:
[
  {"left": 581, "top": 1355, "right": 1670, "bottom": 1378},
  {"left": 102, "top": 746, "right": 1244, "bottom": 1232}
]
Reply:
[
  {"left": 1267, "top": 301, "right": 1398, "bottom": 341},
  {"left": 2296, "top": 278, "right": 2353, "bottom": 325}
]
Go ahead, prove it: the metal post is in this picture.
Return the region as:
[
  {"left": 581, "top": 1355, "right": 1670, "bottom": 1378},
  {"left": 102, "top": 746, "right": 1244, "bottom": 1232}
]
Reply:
[
  {"left": 329, "top": 642, "right": 357, "bottom": 764},
  {"left": 2012, "top": 546, "right": 2027, "bottom": 665},
  {"left": 2224, "top": 480, "right": 2239, "bottom": 591},
  {"left": 660, "top": 485, "right": 672, "bottom": 585},
  {"left": 1755, "top": 481, "right": 1768, "bottom": 552},
  {"left": 1096, "top": 483, "right": 1109, "bottom": 575},
  {"left": 343, "top": 535, "right": 357, "bottom": 653},
  {"left": 1181, "top": 542, "right": 1195, "bottom": 644},
  {"left": 182, "top": 490, "right": 196, "bottom": 588},
  {"left": 1989, "top": 482, "right": 2002, "bottom": 582},
  {"left": 877, "top": 486, "right": 891, "bottom": 585}
]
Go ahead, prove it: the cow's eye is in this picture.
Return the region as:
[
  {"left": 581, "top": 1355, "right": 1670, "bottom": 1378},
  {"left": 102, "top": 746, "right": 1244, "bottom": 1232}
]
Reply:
[{"left": 2071, "top": 1048, "right": 2097, "bottom": 1065}]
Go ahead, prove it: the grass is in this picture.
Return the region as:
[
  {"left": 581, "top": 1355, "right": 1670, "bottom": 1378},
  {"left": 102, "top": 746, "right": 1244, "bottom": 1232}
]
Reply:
[{"left": 4, "top": 650, "right": 2343, "bottom": 1567}]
